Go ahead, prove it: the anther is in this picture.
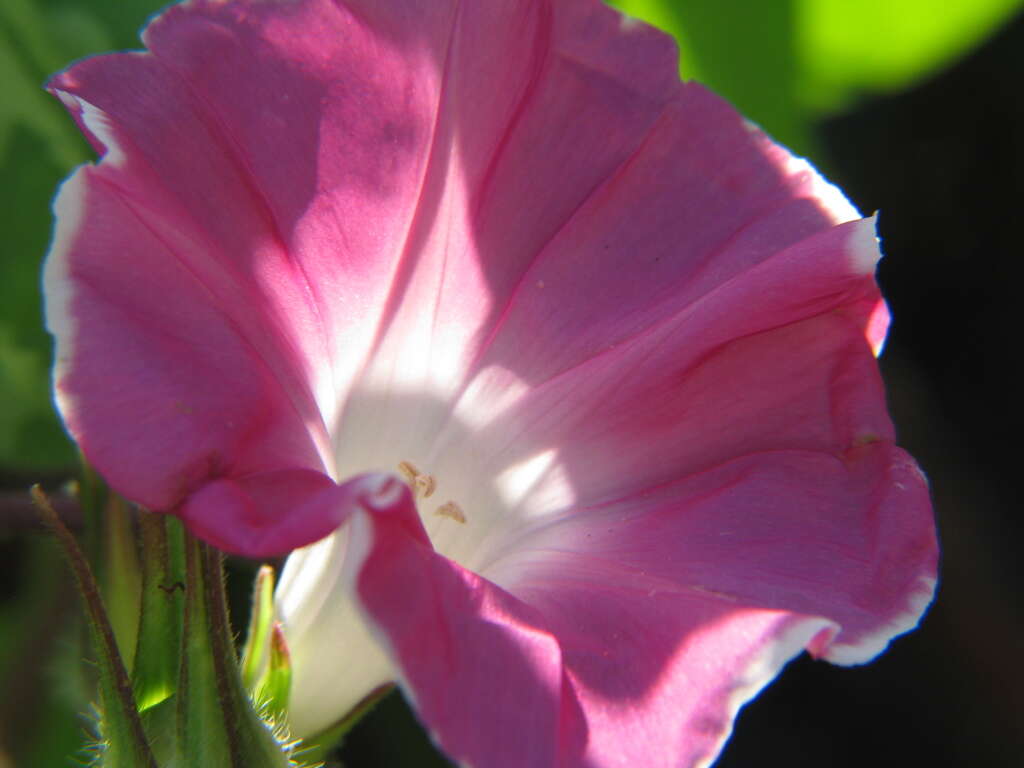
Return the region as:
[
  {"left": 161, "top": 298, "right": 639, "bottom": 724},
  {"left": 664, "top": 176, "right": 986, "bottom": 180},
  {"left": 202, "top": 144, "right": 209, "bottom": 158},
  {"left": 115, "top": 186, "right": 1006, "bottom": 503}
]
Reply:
[
  {"left": 398, "top": 460, "right": 419, "bottom": 483},
  {"left": 416, "top": 474, "right": 436, "bottom": 498},
  {"left": 434, "top": 501, "right": 466, "bottom": 524},
  {"left": 398, "top": 460, "right": 436, "bottom": 499}
]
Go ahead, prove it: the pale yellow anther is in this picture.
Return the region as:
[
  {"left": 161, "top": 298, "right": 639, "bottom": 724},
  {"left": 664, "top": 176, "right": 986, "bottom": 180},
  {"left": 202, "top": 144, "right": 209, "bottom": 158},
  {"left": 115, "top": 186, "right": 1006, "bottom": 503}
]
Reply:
[
  {"left": 416, "top": 474, "right": 436, "bottom": 498},
  {"left": 434, "top": 501, "right": 466, "bottom": 524},
  {"left": 398, "top": 460, "right": 437, "bottom": 500},
  {"left": 398, "top": 460, "right": 419, "bottom": 483}
]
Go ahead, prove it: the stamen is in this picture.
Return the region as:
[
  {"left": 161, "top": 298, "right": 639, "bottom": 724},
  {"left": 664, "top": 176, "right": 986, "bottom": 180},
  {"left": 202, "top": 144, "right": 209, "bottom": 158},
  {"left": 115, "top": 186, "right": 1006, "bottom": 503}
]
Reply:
[
  {"left": 416, "top": 474, "right": 436, "bottom": 498},
  {"left": 398, "top": 460, "right": 436, "bottom": 499},
  {"left": 397, "top": 460, "right": 419, "bottom": 483},
  {"left": 434, "top": 501, "right": 466, "bottom": 524}
]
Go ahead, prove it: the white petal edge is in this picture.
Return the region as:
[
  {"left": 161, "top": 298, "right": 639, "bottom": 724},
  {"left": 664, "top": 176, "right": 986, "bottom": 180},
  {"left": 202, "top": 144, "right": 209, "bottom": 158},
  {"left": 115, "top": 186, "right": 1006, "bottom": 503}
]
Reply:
[
  {"left": 693, "top": 615, "right": 838, "bottom": 768},
  {"left": 823, "top": 574, "right": 938, "bottom": 666},
  {"left": 42, "top": 169, "right": 88, "bottom": 434},
  {"left": 53, "top": 91, "right": 127, "bottom": 168}
]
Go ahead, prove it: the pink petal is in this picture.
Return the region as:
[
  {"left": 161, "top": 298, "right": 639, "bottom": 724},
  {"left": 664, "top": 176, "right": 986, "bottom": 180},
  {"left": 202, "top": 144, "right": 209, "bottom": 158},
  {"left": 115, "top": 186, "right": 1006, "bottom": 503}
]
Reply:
[
  {"left": 45, "top": 170, "right": 328, "bottom": 512},
  {"left": 480, "top": 444, "right": 935, "bottom": 766},
  {"left": 350, "top": 490, "right": 586, "bottom": 768},
  {"left": 45, "top": 0, "right": 457, "bottom": 541},
  {"left": 351, "top": 440, "right": 936, "bottom": 768},
  {"left": 44, "top": 2, "right": 938, "bottom": 763},
  {"left": 447, "top": 218, "right": 894, "bottom": 566},
  {"left": 45, "top": 0, "right": 885, "bottom": 556},
  {"left": 492, "top": 443, "right": 937, "bottom": 665},
  {"left": 331, "top": 0, "right": 869, "bottom": 457},
  {"left": 180, "top": 469, "right": 385, "bottom": 557}
]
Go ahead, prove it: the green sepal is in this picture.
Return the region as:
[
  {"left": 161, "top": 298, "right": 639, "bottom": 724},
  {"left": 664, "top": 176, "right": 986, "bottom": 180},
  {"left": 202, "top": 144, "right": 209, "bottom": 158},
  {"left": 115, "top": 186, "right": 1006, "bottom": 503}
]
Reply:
[
  {"left": 176, "top": 537, "right": 292, "bottom": 768},
  {"left": 102, "top": 494, "right": 142, "bottom": 671},
  {"left": 240, "top": 564, "right": 276, "bottom": 693},
  {"left": 29, "top": 486, "right": 158, "bottom": 768},
  {"left": 253, "top": 623, "right": 292, "bottom": 725},
  {"left": 138, "top": 695, "right": 180, "bottom": 767},
  {"left": 132, "top": 511, "right": 186, "bottom": 714}
]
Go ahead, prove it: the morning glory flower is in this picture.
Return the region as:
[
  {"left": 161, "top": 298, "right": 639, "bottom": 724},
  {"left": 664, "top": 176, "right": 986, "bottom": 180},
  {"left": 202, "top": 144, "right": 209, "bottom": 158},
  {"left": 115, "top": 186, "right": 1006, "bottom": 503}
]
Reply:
[{"left": 44, "top": 0, "right": 938, "bottom": 765}]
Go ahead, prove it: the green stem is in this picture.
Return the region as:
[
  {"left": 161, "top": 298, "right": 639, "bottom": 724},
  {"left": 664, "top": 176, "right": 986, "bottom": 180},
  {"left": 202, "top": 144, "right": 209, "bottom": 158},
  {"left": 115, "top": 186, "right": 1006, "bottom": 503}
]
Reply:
[{"left": 30, "top": 486, "right": 157, "bottom": 768}]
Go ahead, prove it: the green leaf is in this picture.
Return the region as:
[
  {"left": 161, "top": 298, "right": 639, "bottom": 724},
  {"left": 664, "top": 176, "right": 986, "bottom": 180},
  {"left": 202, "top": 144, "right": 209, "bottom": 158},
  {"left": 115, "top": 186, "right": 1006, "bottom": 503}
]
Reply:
[
  {"left": 0, "top": 121, "right": 79, "bottom": 471},
  {"left": 610, "top": 0, "right": 1024, "bottom": 154},
  {"left": 0, "top": 7, "right": 87, "bottom": 167},
  {"left": 610, "top": 0, "right": 812, "bottom": 153},
  {"left": 796, "top": 0, "right": 1024, "bottom": 108}
]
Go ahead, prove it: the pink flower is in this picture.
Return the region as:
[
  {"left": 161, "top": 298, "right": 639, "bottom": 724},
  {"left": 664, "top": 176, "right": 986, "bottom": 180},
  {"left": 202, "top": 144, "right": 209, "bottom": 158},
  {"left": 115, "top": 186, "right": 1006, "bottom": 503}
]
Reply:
[{"left": 44, "top": 0, "right": 938, "bottom": 765}]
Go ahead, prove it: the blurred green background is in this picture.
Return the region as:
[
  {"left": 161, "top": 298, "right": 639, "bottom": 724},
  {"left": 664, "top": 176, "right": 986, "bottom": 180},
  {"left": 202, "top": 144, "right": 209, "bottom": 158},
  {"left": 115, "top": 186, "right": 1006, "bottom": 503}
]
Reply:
[{"left": 2, "top": 0, "right": 1022, "bottom": 765}]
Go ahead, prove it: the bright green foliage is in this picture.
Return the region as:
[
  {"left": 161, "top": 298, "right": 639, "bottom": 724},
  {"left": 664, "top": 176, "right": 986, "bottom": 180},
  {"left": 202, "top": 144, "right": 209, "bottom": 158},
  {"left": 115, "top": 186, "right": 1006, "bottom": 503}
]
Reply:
[
  {"left": 796, "top": 0, "right": 1024, "bottom": 108},
  {"left": 611, "top": 0, "right": 812, "bottom": 155},
  {"left": 611, "top": 0, "right": 1023, "bottom": 153}
]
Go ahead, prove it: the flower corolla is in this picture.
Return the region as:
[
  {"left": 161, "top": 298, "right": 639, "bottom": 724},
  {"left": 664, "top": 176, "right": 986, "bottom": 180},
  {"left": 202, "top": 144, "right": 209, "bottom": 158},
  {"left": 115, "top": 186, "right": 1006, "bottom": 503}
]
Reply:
[{"left": 44, "top": 1, "right": 938, "bottom": 765}]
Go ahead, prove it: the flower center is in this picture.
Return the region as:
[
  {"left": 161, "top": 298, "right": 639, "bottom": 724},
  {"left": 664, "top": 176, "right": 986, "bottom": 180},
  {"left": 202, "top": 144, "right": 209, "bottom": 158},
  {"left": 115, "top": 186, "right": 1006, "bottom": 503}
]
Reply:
[{"left": 397, "top": 460, "right": 467, "bottom": 524}]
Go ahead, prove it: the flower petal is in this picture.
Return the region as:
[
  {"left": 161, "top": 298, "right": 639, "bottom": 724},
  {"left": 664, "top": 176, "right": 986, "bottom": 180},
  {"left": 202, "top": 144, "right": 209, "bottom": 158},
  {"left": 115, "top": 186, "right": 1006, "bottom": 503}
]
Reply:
[
  {"left": 329, "top": 0, "right": 867, "bottom": 468},
  {"left": 497, "top": 444, "right": 936, "bottom": 673},
  {"left": 435, "top": 218, "right": 892, "bottom": 565},
  {"left": 348, "top": 493, "right": 586, "bottom": 768},
  {"left": 45, "top": 0, "right": 883, "bottom": 559},
  {"left": 180, "top": 468, "right": 380, "bottom": 557},
  {"left": 45, "top": 169, "right": 328, "bottom": 515},
  {"left": 45, "top": 0, "right": 682, "bottom": 551},
  {"left": 348, "top": 439, "right": 937, "bottom": 768},
  {"left": 478, "top": 443, "right": 936, "bottom": 766},
  {"left": 44, "top": 0, "right": 459, "bottom": 548}
]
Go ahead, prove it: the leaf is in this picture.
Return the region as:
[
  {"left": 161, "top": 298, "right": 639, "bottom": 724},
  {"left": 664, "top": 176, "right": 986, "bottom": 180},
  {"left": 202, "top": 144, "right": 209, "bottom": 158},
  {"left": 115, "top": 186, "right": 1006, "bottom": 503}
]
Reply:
[
  {"left": 796, "top": 0, "right": 1024, "bottom": 108},
  {"left": 0, "top": 122, "right": 79, "bottom": 471},
  {"left": 610, "top": 0, "right": 813, "bottom": 153},
  {"left": 610, "top": 0, "right": 1024, "bottom": 154}
]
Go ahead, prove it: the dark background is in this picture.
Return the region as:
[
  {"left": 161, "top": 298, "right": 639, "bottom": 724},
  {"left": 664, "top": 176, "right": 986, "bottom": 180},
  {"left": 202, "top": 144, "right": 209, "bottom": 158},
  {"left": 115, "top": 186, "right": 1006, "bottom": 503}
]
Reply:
[
  {"left": 1, "top": 4, "right": 1021, "bottom": 767},
  {"left": 723, "top": 10, "right": 1024, "bottom": 766}
]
